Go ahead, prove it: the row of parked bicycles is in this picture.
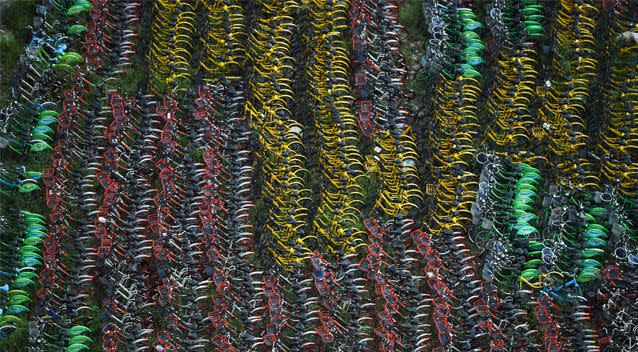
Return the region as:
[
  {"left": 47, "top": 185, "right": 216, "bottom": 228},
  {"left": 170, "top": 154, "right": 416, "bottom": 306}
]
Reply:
[
  {"left": 244, "top": 0, "right": 314, "bottom": 267},
  {"left": 304, "top": 1, "right": 366, "bottom": 255},
  {"left": 351, "top": 0, "right": 422, "bottom": 217},
  {"left": 484, "top": 0, "right": 545, "bottom": 164},
  {"left": 0, "top": 0, "right": 97, "bottom": 346},
  {"left": 425, "top": 2, "right": 484, "bottom": 237},
  {"left": 147, "top": 0, "right": 197, "bottom": 92},
  {"left": 0, "top": 0, "right": 636, "bottom": 351},
  {"left": 537, "top": 0, "right": 600, "bottom": 189},
  {"left": 598, "top": 3, "right": 638, "bottom": 197}
]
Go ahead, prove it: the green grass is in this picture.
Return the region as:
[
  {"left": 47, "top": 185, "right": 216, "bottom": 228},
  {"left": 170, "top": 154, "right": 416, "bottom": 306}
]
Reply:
[
  {"left": 357, "top": 174, "right": 380, "bottom": 219},
  {"left": 0, "top": 319, "right": 28, "bottom": 352},
  {"left": 120, "top": 55, "right": 148, "bottom": 95},
  {"left": 0, "top": 33, "right": 25, "bottom": 105},
  {"left": 1, "top": 0, "right": 35, "bottom": 42},
  {"left": 399, "top": 0, "right": 429, "bottom": 108},
  {"left": 0, "top": 0, "right": 36, "bottom": 107},
  {"left": 399, "top": 0, "right": 424, "bottom": 37}
]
